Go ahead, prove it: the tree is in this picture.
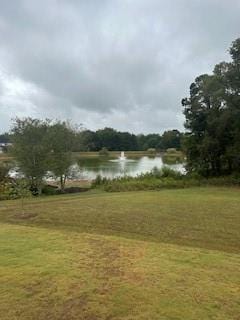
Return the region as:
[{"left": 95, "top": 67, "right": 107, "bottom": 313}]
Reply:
[
  {"left": 0, "top": 133, "right": 11, "bottom": 143},
  {"left": 12, "top": 179, "right": 31, "bottom": 215},
  {"left": 68, "top": 127, "right": 184, "bottom": 152},
  {"left": 73, "top": 130, "right": 97, "bottom": 151},
  {"left": 47, "top": 121, "right": 74, "bottom": 191},
  {"left": 118, "top": 132, "right": 138, "bottom": 151},
  {"left": 11, "top": 118, "right": 50, "bottom": 193},
  {"left": 136, "top": 133, "right": 162, "bottom": 151},
  {"left": 95, "top": 128, "right": 139, "bottom": 151},
  {"left": 182, "top": 38, "right": 240, "bottom": 176},
  {"left": 161, "top": 130, "right": 181, "bottom": 150},
  {"left": 95, "top": 128, "right": 120, "bottom": 151}
]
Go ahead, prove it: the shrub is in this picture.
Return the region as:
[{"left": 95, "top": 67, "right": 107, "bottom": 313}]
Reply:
[
  {"left": 99, "top": 147, "right": 109, "bottom": 157},
  {"left": 56, "top": 186, "right": 89, "bottom": 194},
  {"left": 166, "top": 148, "right": 177, "bottom": 153},
  {"left": 0, "top": 182, "right": 13, "bottom": 200},
  {"left": 0, "top": 179, "right": 32, "bottom": 201},
  {"left": 147, "top": 148, "right": 156, "bottom": 154},
  {"left": 42, "top": 184, "right": 58, "bottom": 195},
  {"left": 160, "top": 166, "right": 182, "bottom": 179},
  {"left": 91, "top": 169, "right": 240, "bottom": 193},
  {"left": 0, "top": 163, "right": 10, "bottom": 182},
  {"left": 92, "top": 174, "right": 108, "bottom": 187}
]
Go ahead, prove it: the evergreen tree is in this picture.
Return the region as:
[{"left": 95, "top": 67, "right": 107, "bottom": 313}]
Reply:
[{"left": 182, "top": 38, "right": 240, "bottom": 176}]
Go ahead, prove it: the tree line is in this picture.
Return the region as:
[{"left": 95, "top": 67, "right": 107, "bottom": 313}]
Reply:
[
  {"left": 72, "top": 128, "right": 182, "bottom": 152},
  {"left": 182, "top": 38, "right": 240, "bottom": 176},
  {"left": 0, "top": 127, "right": 183, "bottom": 152}
]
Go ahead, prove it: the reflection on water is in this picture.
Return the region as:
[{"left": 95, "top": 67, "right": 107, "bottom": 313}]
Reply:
[{"left": 69, "top": 156, "right": 185, "bottom": 180}]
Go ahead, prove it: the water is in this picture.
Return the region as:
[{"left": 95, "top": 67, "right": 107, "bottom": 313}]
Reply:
[
  {"left": 8, "top": 156, "right": 185, "bottom": 181},
  {"left": 69, "top": 156, "right": 185, "bottom": 180}
]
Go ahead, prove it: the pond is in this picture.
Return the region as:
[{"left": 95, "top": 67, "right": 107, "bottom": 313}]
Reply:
[{"left": 68, "top": 156, "right": 185, "bottom": 180}]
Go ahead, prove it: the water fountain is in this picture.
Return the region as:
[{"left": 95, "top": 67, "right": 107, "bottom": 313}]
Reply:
[
  {"left": 119, "top": 151, "right": 126, "bottom": 161},
  {"left": 109, "top": 151, "right": 135, "bottom": 164}
]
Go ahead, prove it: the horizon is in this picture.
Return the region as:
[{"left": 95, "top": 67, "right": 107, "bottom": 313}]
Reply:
[{"left": 0, "top": 120, "right": 184, "bottom": 136}]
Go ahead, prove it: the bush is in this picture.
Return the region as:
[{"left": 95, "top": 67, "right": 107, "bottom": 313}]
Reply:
[
  {"left": 92, "top": 174, "right": 108, "bottom": 187},
  {"left": 166, "top": 148, "right": 177, "bottom": 153},
  {"left": 92, "top": 168, "right": 185, "bottom": 192},
  {"left": 0, "top": 163, "right": 10, "bottom": 182},
  {"left": 0, "top": 182, "right": 13, "bottom": 200},
  {"left": 91, "top": 168, "right": 240, "bottom": 193},
  {"left": 147, "top": 148, "right": 156, "bottom": 154},
  {"left": 0, "top": 179, "right": 32, "bottom": 201},
  {"left": 99, "top": 147, "right": 109, "bottom": 156},
  {"left": 42, "top": 184, "right": 58, "bottom": 195},
  {"left": 160, "top": 166, "right": 182, "bottom": 179},
  {"left": 58, "top": 187, "right": 89, "bottom": 194},
  {"left": 42, "top": 184, "right": 90, "bottom": 195}
]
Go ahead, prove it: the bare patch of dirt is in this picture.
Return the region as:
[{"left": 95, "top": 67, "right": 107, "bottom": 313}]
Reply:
[
  {"left": 85, "top": 236, "right": 146, "bottom": 288},
  {"left": 59, "top": 294, "right": 89, "bottom": 320}
]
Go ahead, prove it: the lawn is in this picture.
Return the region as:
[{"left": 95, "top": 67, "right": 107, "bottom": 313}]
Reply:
[{"left": 0, "top": 187, "right": 240, "bottom": 319}]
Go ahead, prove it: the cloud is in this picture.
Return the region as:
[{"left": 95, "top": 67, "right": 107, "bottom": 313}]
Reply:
[{"left": 0, "top": 0, "right": 239, "bottom": 133}]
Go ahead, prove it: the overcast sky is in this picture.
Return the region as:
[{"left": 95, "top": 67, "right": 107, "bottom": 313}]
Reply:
[{"left": 0, "top": 0, "right": 239, "bottom": 134}]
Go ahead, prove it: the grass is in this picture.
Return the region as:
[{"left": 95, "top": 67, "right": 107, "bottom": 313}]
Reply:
[
  {"left": 72, "top": 151, "right": 159, "bottom": 159},
  {"left": 0, "top": 154, "right": 13, "bottom": 162},
  {"left": 0, "top": 187, "right": 240, "bottom": 319}
]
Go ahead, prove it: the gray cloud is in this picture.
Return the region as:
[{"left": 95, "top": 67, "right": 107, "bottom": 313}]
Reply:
[{"left": 0, "top": 0, "right": 239, "bottom": 133}]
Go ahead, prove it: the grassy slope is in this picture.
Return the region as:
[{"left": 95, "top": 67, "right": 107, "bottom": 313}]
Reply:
[{"left": 0, "top": 188, "right": 240, "bottom": 319}]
